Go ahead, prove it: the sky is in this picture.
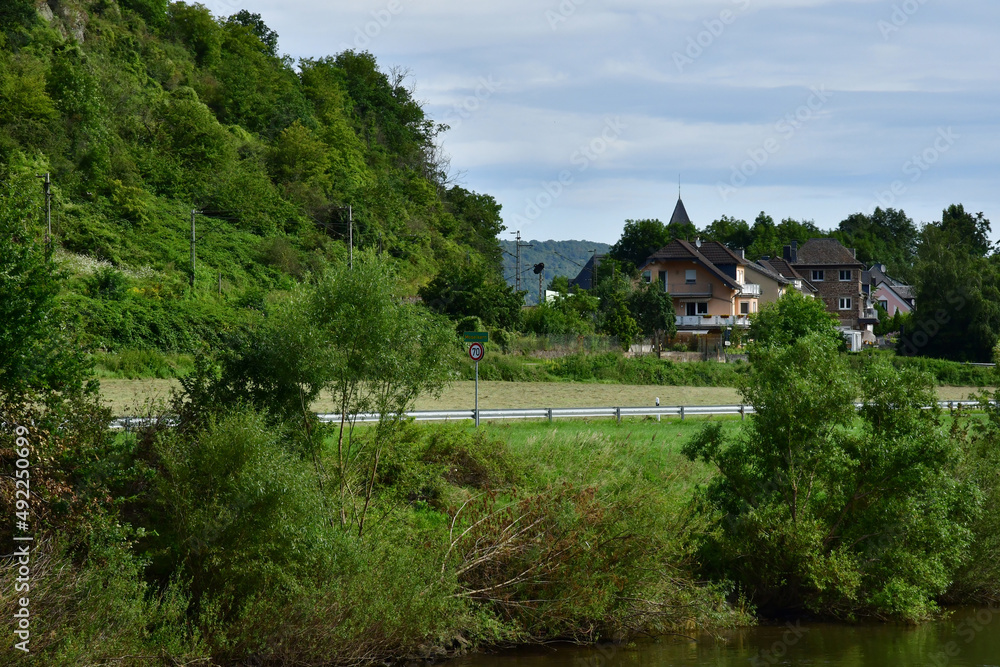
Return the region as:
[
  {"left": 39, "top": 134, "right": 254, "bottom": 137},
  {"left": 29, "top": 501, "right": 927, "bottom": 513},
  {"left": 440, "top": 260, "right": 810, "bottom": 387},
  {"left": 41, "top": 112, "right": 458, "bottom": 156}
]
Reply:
[{"left": 206, "top": 0, "right": 1000, "bottom": 245}]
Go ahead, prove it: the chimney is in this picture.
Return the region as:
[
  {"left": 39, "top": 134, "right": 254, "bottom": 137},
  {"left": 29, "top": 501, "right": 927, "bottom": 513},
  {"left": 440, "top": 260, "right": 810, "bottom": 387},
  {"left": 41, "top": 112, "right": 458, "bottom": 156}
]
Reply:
[
  {"left": 791, "top": 240, "right": 798, "bottom": 263},
  {"left": 738, "top": 248, "right": 745, "bottom": 259},
  {"left": 782, "top": 245, "right": 792, "bottom": 261},
  {"left": 852, "top": 248, "right": 857, "bottom": 258}
]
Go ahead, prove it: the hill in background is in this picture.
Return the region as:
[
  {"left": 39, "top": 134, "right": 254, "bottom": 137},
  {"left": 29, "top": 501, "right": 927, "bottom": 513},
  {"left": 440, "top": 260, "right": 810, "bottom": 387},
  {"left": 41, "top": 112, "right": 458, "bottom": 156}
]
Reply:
[{"left": 500, "top": 239, "right": 611, "bottom": 304}]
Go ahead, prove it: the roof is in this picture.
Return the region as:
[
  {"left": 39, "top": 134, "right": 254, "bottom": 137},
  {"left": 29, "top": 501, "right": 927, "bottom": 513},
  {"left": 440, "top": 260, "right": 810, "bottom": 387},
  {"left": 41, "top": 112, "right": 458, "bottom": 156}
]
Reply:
[
  {"left": 669, "top": 197, "right": 691, "bottom": 227},
  {"left": 568, "top": 253, "right": 605, "bottom": 290},
  {"left": 697, "top": 241, "right": 748, "bottom": 267},
  {"left": 642, "top": 239, "right": 742, "bottom": 290},
  {"left": 758, "top": 257, "right": 819, "bottom": 294},
  {"left": 746, "top": 260, "right": 792, "bottom": 285},
  {"left": 869, "top": 264, "right": 915, "bottom": 302},
  {"left": 794, "top": 238, "right": 865, "bottom": 267}
]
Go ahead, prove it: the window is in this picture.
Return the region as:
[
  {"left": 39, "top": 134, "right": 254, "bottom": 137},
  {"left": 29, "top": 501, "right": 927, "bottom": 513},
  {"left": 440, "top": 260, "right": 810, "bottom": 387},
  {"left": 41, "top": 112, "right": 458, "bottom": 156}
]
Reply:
[
  {"left": 739, "top": 301, "right": 750, "bottom": 315},
  {"left": 812, "top": 270, "right": 824, "bottom": 281},
  {"left": 685, "top": 269, "right": 696, "bottom": 284},
  {"left": 642, "top": 270, "right": 651, "bottom": 283},
  {"left": 659, "top": 272, "right": 668, "bottom": 292},
  {"left": 879, "top": 299, "right": 889, "bottom": 311},
  {"left": 839, "top": 270, "right": 852, "bottom": 281},
  {"left": 839, "top": 297, "right": 852, "bottom": 310},
  {"left": 685, "top": 302, "right": 708, "bottom": 316}
]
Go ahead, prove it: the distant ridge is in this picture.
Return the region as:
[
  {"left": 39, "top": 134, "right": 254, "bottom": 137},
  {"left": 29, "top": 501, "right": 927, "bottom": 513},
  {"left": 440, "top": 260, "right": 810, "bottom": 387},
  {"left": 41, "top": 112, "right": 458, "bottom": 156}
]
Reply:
[{"left": 499, "top": 239, "right": 612, "bottom": 304}]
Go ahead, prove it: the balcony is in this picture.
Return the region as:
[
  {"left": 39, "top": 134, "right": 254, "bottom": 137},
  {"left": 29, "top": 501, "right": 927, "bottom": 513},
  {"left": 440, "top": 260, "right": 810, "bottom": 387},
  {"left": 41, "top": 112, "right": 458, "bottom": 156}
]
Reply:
[
  {"left": 738, "top": 282, "right": 761, "bottom": 297},
  {"left": 666, "top": 282, "right": 714, "bottom": 297},
  {"left": 676, "top": 315, "right": 751, "bottom": 329},
  {"left": 860, "top": 308, "right": 879, "bottom": 321}
]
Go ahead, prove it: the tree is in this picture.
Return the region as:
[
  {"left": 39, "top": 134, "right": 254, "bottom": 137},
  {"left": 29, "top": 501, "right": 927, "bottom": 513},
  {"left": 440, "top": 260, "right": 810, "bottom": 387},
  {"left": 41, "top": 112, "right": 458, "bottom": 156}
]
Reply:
[
  {"left": 702, "top": 215, "right": 752, "bottom": 250},
  {"left": 602, "top": 303, "right": 639, "bottom": 351},
  {"left": 181, "top": 253, "right": 455, "bottom": 535},
  {"left": 443, "top": 186, "right": 505, "bottom": 276},
  {"left": 0, "top": 174, "right": 91, "bottom": 400},
  {"left": 906, "top": 209, "right": 1000, "bottom": 362},
  {"left": 227, "top": 10, "right": 280, "bottom": 56},
  {"left": 609, "top": 218, "right": 671, "bottom": 268},
  {"left": 419, "top": 264, "right": 524, "bottom": 332},
  {"left": 683, "top": 336, "right": 977, "bottom": 620},
  {"left": 835, "top": 208, "right": 918, "bottom": 281},
  {"left": 747, "top": 289, "right": 841, "bottom": 351},
  {"left": 628, "top": 282, "right": 676, "bottom": 356}
]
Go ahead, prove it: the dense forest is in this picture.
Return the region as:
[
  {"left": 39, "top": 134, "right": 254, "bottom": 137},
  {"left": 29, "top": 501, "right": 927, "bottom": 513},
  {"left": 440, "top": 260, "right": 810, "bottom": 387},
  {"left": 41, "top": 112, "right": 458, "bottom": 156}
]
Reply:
[{"left": 0, "top": 0, "right": 504, "bottom": 352}]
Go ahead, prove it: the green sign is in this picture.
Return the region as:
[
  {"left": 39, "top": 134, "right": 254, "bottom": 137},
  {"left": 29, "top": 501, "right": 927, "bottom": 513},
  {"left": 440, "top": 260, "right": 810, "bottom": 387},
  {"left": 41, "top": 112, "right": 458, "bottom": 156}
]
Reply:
[{"left": 463, "top": 331, "right": 489, "bottom": 343}]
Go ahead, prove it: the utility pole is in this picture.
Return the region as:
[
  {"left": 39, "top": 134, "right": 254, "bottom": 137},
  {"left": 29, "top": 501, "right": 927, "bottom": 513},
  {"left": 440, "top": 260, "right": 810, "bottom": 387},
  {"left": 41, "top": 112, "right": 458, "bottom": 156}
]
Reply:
[
  {"left": 511, "top": 231, "right": 532, "bottom": 293},
  {"left": 190, "top": 209, "right": 199, "bottom": 289},
  {"left": 36, "top": 173, "right": 51, "bottom": 246}
]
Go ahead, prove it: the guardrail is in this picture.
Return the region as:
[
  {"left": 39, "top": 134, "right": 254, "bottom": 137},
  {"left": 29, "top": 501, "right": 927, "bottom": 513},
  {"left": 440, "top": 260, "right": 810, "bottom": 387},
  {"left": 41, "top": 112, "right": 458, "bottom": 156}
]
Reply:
[{"left": 109, "top": 400, "right": 987, "bottom": 430}]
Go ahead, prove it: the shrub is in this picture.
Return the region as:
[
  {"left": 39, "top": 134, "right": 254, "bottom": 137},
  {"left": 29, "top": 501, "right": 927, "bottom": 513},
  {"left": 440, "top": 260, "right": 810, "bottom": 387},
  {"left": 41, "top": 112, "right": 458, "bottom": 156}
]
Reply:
[{"left": 684, "top": 336, "right": 978, "bottom": 621}]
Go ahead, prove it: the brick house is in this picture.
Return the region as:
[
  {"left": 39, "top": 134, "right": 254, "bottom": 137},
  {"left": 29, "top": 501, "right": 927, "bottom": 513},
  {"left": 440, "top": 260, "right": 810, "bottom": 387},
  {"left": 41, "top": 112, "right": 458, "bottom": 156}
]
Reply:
[{"left": 786, "top": 239, "right": 878, "bottom": 332}]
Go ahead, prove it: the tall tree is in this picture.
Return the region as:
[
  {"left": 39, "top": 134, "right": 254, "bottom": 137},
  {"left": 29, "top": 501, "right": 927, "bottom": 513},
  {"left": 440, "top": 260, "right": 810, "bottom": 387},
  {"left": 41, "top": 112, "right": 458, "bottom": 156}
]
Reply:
[
  {"left": 907, "top": 210, "right": 1000, "bottom": 362},
  {"left": 609, "top": 218, "right": 671, "bottom": 268},
  {"left": 835, "top": 207, "right": 918, "bottom": 280},
  {"left": 702, "top": 215, "right": 752, "bottom": 250}
]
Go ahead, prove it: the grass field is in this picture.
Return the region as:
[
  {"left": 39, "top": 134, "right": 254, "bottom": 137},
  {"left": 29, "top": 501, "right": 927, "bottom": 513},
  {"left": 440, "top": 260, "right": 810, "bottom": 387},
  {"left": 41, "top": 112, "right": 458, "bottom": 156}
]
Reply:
[{"left": 98, "top": 379, "right": 989, "bottom": 415}]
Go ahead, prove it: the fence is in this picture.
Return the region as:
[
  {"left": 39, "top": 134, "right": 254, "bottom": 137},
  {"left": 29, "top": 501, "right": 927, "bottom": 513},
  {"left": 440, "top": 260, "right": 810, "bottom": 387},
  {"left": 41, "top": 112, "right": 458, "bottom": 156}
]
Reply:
[{"left": 109, "top": 400, "right": 986, "bottom": 430}]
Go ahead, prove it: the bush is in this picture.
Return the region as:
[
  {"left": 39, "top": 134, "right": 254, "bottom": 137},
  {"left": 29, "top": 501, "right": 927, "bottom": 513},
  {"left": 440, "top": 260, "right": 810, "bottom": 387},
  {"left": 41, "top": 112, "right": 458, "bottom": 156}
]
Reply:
[{"left": 684, "top": 336, "right": 978, "bottom": 621}]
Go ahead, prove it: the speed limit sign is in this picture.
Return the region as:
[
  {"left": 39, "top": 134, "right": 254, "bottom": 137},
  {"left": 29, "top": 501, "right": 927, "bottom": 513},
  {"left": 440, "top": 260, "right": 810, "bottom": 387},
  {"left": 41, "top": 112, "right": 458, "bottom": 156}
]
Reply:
[{"left": 468, "top": 342, "right": 484, "bottom": 361}]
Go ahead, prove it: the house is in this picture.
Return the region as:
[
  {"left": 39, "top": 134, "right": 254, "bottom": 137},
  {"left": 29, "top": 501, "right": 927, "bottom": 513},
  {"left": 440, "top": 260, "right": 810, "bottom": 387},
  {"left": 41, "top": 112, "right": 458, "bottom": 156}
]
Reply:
[
  {"left": 786, "top": 239, "right": 879, "bottom": 334},
  {"left": 757, "top": 256, "right": 819, "bottom": 298},
  {"left": 568, "top": 253, "right": 605, "bottom": 291},
  {"left": 640, "top": 239, "right": 760, "bottom": 338},
  {"left": 869, "top": 264, "right": 915, "bottom": 316},
  {"left": 745, "top": 259, "right": 794, "bottom": 305}
]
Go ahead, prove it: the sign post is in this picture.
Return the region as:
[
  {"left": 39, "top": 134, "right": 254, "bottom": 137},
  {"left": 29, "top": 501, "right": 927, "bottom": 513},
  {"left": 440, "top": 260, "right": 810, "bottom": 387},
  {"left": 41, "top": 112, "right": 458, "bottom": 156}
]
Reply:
[{"left": 464, "top": 332, "right": 488, "bottom": 427}]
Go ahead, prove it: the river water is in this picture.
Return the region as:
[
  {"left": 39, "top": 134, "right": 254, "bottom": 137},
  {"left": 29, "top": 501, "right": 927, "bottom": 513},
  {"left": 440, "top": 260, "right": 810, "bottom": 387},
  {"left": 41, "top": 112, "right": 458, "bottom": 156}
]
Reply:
[{"left": 450, "top": 607, "right": 1000, "bottom": 667}]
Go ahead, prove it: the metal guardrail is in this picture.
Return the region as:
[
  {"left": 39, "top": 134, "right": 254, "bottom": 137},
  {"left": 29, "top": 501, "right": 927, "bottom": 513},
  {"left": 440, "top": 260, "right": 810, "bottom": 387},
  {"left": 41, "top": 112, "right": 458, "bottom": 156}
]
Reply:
[{"left": 109, "top": 400, "right": 987, "bottom": 430}]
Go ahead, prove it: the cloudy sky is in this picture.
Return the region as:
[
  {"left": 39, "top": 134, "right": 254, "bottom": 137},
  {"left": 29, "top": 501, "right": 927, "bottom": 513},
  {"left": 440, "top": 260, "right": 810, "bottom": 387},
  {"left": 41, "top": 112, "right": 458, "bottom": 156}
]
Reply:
[{"left": 207, "top": 0, "right": 999, "bottom": 245}]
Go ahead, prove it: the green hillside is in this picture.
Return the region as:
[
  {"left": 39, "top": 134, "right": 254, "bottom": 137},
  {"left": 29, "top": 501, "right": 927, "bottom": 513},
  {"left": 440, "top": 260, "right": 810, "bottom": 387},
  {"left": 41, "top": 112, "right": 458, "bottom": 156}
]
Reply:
[
  {"left": 500, "top": 238, "right": 611, "bottom": 304},
  {"left": 0, "top": 0, "right": 504, "bottom": 352}
]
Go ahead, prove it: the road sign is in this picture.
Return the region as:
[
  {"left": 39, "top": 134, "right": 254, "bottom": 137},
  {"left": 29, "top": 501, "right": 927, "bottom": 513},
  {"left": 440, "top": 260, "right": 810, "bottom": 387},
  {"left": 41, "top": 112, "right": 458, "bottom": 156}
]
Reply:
[
  {"left": 468, "top": 342, "right": 485, "bottom": 361},
  {"left": 464, "top": 331, "right": 489, "bottom": 343}
]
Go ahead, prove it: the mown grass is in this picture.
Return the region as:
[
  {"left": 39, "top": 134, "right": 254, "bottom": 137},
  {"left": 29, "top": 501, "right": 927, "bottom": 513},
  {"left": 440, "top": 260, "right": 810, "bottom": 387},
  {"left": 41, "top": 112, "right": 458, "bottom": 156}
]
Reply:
[{"left": 98, "top": 378, "right": 986, "bottom": 416}]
